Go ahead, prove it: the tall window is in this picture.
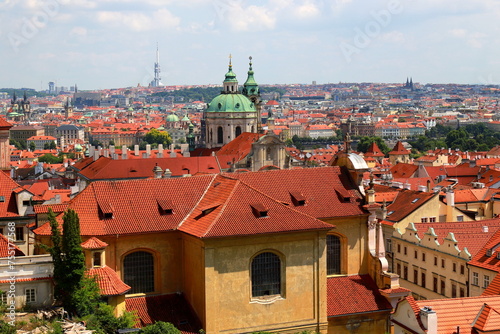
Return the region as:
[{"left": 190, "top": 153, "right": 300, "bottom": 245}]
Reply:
[
  {"left": 235, "top": 126, "right": 242, "bottom": 138},
  {"left": 217, "top": 126, "right": 223, "bottom": 144},
  {"left": 327, "top": 235, "right": 341, "bottom": 275},
  {"left": 123, "top": 251, "right": 154, "bottom": 294},
  {"left": 251, "top": 252, "right": 281, "bottom": 297},
  {"left": 93, "top": 252, "right": 102, "bottom": 267},
  {"left": 15, "top": 227, "right": 24, "bottom": 241},
  {"left": 473, "top": 272, "right": 479, "bottom": 286},
  {"left": 484, "top": 275, "right": 491, "bottom": 288}
]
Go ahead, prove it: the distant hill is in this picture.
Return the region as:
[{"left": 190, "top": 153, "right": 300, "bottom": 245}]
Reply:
[{"left": 151, "top": 86, "right": 285, "bottom": 103}]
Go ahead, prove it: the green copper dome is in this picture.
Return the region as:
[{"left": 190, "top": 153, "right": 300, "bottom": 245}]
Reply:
[
  {"left": 181, "top": 115, "right": 190, "bottom": 122},
  {"left": 206, "top": 93, "right": 256, "bottom": 113},
  {"left": 166, "top": 114, "right": 180, "bottom": 122}
]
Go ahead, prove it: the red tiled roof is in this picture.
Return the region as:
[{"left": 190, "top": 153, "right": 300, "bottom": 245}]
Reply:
[
  {"left": 33, "top": 203, "right": 69, "bottom": 214},
  {"left": 87, "top": 266, "right": 130, "bottom": 296},
  {"left": 125, "top": 294, "right": 202, "bottom": 332},
  {"left": 385, "top": 190, "right": 436, "bottom": 222},
  {"left": 81, "top": 237, "right": 108, "bottom": 249},
  {"left": 78, "top": 156, "right": 221, "bottom": 180},
  {"left": 223, "top": 167, "right": 365, "bottom": 219},
  {"left": 178, "top": 175, "right": 333, "bottom": 238},
  {"left": 413, "top": 295, "right": 500, "bottom": 333},
  {"left": 364, "top": 142, "right": 385, "bottom": 158},
  {"left": 327, "top": 275, "right": 392, "bottom": 317},
  {"left": 0, "top": 117, "right": 12, "bottom": 129},
  {"left": 0, "top": 234, "right": 24, "bottom": 257},
  {"left": 0, "top": 172, "right": 22, "bottom": 218},
  {"left": 390, "top": 163, "right": 418, "bottom": 179},
  {"left": 412, "top": 218, "right": 500, "bottom": 256},
  {"left": 469, "top": 226, "right": 500, "bottom": 272},
  {"left": 34, "top": 175, "right": 216, "bottom": 236},
  {"left": 389, "top": 141, "right": 410, "bottom": 155},
  {"left": 0, "top": 276, "right": 50, "bottom": 284}
]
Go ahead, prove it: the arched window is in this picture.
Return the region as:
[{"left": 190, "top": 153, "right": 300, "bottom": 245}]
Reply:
[
  {"left": 327, "top": 235, "right": 341, "bottom": 275},
  {"left": 235, "top": 126, "right": 242, "bottom": 138},
  {"left": 217, "top": 126, "right": 223, "bottom": 144},
  {"left": 251, "top": 252, "right": 281, "bottom": 297},
  {"left": 123, "top": 251, "right": 154, "bottom": 294}
]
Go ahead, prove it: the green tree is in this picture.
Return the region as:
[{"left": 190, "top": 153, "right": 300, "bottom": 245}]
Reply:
[
  {"left": 49, "top": 209, "right": 100, "bottom": 316},
  {"left": 356, "top": 136, "right": 390, "bottom": 155},
  {"left": 85, "top": 303, "right": 136, "bottom": 334},
  {"left": 29, "top": 142, "right": 36, "bottom": 151},
  {"left": 140, "top": 321, "right": 181, "bottom": 334},
  {"left": 143, "top": 128, "right": 172, "bottom": 147},
  {"left": 38, "top": 154, "right": 63, "bottom": 164}
]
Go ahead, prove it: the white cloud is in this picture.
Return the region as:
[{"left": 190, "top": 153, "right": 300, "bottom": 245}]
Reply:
[
  {"left": 292, "top": 1, "right": 321, "bottom": 20},
  {"left": 225, "top": 4, "right": 276, "bottom": 32},
  {"left": 96, "top": 8, "right": 180, "bottom": 32},
  {"left": 70, "top": 26, "right": 87, "bottom": 36}
]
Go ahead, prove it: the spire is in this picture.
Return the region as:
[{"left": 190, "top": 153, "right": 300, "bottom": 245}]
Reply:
[
  {"left": 223, "top": 54, "right": 238, "bottom": 93},
  {"left": 23, "top": 90, "right": 27, "bottom": 101},
  {"left": 243, "top": 56, "right": 259, "bottom": 97}
]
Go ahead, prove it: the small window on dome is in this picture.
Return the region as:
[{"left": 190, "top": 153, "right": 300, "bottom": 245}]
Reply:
[
  {"left": 218, "top": 103, "right": 222, "bottom": 110},
  {"left": 235, "top": 103, "right": 240, "bottom": 108}
]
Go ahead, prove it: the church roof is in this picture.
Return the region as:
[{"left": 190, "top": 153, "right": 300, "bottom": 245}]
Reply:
[
  {"left": 34, "top": 167, "right": 363, "bottom": 238},
  {"left": 206, "top": 93, "right": 256, "bottom": 113},
  {"left": 364, "top": 142, "right": 385, "bottom": 158}
]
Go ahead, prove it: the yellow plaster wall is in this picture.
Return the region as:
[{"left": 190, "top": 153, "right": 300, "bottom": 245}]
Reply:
[
  {"left": 96, "top": 232, "right": 182, "bottom": 295},
  {"left": 327, "top": 311, "right": 390, "bottom": 334},
  {"left": 203, "top": 231, "right": 328, "bottom": 334},
  {"left": 181, "top": 234, "right": 207, "bottom": 326},
  {"left": 323, "top": 215, "right": 369, "bottom": 275}
]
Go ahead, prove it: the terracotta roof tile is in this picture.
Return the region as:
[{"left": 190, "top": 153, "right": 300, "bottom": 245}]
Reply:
[
  {"left": 389, "top": 141, "right": 410, "bottom": 155},
  {"left": 0, "top": 234, "right": 24, "bottom": 257},
  {"left": 327, "top": 275, "right": 392, "bottom": 317},
  {"left": 385, "top": 190, "right": 436, "bottom": 222},
  {"left": 87, "top": 266, "right": 130, "bottom": 296},
  {"left": 125, "top": 294, "right": 202, "bottom": 332},
  {"left": 413, "top": 295, "right": 500, "bottom": 333},
  {"left": 81, "top": 237, "right": 108, "bottom": 249}
]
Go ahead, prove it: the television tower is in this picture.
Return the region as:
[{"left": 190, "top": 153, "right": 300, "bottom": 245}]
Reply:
[{"left": 150, "top": 44, "right": 163, "bottom": 87}]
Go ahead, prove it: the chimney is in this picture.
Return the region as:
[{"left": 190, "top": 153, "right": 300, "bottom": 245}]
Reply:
[
  {"left": 134, "top": 145, "right": 139, "bottom": 156},
  {"left": 89, "top": 145, "right": 95, "bottom": 158},
  {"left": 483, "top": 226, "right": 489, "bottom": 233},
  {"left": 103, "top": 149, "right": 109, "bottom": 158},
  {"left": 418, "top": 185, "right": 427, "bottom": 192},
  {"left": 446, "top": 190, "right": 455, "bottom": 221},
  {"left": 419, "top": 306, "right": 437, "bottom": 334},
  {"left": 427, "top": 180, "right": 432, "bottom": 192},
  {"left": 110, "top": 145, "right": 115, "bottom": 155},
  {"left": 146, "top": 144, "right": 151, "bottom": 158},
  {"left": 158, "top": 144, "right": 164, "bottom": 158},
  {"left": 153, "top": 164, "right": 163, "bottom": 178},
  {"left": 121, "top": 145, "right": 127, "bottom": 160},
  {"left": 163, "top": 168, "right": 172, "bottom": 178},
  {"left": 170, "top": 144, "right": 176, "bottom": 158},
  {"left": 404, "top": 183, "right": 411, "bottom": 190},
  {"left": 94, "top": 150, "right": 99, "bottom": 161}
]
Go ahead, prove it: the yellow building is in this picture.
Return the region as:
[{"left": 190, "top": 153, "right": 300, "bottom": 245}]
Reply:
[{"left": 34, "top": 167, "right": 403, "bottom": 333}]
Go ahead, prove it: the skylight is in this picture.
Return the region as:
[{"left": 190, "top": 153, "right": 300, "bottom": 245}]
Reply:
[{"left": 411, "top": 198, "right": 420, "bottom": 204}]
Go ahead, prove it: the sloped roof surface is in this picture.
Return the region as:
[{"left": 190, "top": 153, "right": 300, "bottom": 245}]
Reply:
[
  {"left": 327, "top": 275, "right": 392, "bottom": 317},
  {"left": 125, "top": 294, "right": 202, "bottom": 333},
  {"left": 87, "top": 265, "right": 130, "bottom": 296}
]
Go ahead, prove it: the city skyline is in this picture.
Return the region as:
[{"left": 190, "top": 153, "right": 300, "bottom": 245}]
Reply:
[{"left": 1, "top": 0, "right": 499, "bottom": 90}]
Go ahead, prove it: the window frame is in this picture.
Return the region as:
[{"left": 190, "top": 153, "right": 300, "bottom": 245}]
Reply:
[
  {"left": 250, "top": 250, "right": 285, "bottom": 301},
  {"left": 25, "top": 288, "right": 36, "bottom": 304},
  {"left": 123, "top": 250, "right": 156, "bottom": 295}
]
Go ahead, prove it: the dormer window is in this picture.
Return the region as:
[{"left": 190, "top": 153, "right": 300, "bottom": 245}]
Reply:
[
  {"left": 251, "top": 203, "right": 268, "bottom": 218},
  {"left": 98, "top": 202, "right": 114, "bottom": 220},
  {"left": 335, "top": 189, "right": 350, "bottom": 203},
  {"left": 157, "top": 199, "right": 174, "bottom": 215},
  {"left": 290, "top": 191, "right": 306, "bottom": 206},
  {"left": 486, "top": 249, "right": 493, "bottom": 257}
]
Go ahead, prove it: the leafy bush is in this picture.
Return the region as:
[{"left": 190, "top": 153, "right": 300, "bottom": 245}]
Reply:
[
  {"left": 0, "top": 320, "right": 15, "bottom": 334},
  {"left": 140, "top": 321, "right": 181, "bottom": 334},
  {"left": 85, "top": 303, "right": 136, "bottom": 334}
]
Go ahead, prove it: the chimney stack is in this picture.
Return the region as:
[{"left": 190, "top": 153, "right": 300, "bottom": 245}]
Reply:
[
  {"left": 134, "top": 145, "right": 139, "bottom": 157},
  {"left": 146, "top": 144, "right": 151, "bottom": 158},
  {"left": 158, "top": 144, "right": 164, "bottom": 158},
  {"left": 121, "top": 145, "right": 127, "bottom": 160},
  {"left": 419, "top": 306, "right": 437, "bottom": 334}
]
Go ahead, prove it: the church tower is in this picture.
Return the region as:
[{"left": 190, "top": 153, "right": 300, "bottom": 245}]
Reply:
[
  {"left": 242, "top": 56, "right": 262, "bottom": 133},
  {"left": 204, "top": 56, "right": 258, "bottom": 148},
  {"left": 64, "top": 98, "right": 74, "bottom": 119}
]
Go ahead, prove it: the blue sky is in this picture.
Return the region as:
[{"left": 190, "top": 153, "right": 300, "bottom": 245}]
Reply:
[{"left": 0, "top": 0, "right": 499, "bottom": 90}]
